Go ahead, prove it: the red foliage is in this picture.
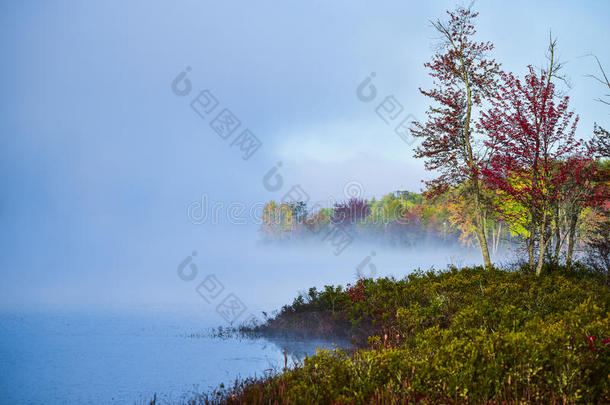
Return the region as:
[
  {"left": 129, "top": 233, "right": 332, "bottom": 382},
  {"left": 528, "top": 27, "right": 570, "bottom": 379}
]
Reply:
[
  {"left": 479, "top": 67, "right": 587, "bottom": 218},
  {"left": 331, "top": 198, "right": 370, "bottom": 226},
  {"left": 411, "top": 6, "right": 501, "bottom": 197},
  {"left": 345, "top": 279, "right": 366, "bottom": 302},
  {"left": 586, "top": 334, "right": 610, "bottom": 351}
]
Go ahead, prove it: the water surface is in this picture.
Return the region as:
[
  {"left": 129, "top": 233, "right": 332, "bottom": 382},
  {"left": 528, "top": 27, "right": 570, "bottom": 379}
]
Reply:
[{"left": 0, "top": 311, "right": 343, "bottom": 404}]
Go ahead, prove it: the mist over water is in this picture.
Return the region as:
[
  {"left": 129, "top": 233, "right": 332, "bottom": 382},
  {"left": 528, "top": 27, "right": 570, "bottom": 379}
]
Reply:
[
  {"left": 171, "top": 224, "right": 514, "bottom": 326},
  {"left": 3, "top": 219, "right": 513, "bottom": 322},
  {"left": 1, "top": 225, "right": 509, "bottom": 404}
]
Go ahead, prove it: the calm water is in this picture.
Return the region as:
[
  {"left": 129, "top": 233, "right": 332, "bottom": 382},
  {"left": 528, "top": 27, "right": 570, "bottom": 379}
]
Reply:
[{"left": 0, "top": 311, "right": 343, "bottom": 404}]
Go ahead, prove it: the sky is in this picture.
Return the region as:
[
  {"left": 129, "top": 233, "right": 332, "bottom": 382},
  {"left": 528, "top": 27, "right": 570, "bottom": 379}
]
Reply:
[{"left": 0, "top": 1, "right": 609, "bottom": 315}]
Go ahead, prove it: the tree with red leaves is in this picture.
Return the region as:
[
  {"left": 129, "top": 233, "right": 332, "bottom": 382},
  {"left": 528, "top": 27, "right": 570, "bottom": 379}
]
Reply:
[
  {"left": 331, "top": 198, "right": 370, "bottom": 227},
  {"left": 479, "top": 41, "right": 584, "bottom": 275},
  {"left": 557, "top": 154, "right": 603, "bottom": 266},
  {"left": 411, "top": 6, "right": 501, "bottom": 270}
]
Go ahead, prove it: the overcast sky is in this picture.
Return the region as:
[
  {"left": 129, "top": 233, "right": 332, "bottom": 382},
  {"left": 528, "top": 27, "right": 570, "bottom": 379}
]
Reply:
[{"left": 1, "top": 1, "right": 609, "bottom": 312}]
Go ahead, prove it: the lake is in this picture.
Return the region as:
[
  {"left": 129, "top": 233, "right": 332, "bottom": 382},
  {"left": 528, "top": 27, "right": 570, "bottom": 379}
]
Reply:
[
  {"left": 0, "top": 311, "right": 344, "bottom": 404},
  {"left": 0, "top": 241, "right": 491, "bottom": 404}
]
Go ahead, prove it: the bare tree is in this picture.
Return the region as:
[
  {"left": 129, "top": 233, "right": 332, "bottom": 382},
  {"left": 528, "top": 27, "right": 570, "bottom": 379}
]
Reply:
[{"left": 585, "top": 55, "right": 610, "bottom": 107}]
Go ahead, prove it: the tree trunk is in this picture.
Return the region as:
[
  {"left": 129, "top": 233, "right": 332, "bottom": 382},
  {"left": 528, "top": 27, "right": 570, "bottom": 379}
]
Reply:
[
  {"left": 475, "top": 218, "right": 492, "bottom": 269},
  {"left": 495, "top": 223, "right": 502, "bottom": 254},
  {"left": 490, "top": 224, "right": 496, "bottom": 256},
  {"left": 472, "top": 181, "right": 492, "bottom": 270},
  {"left": 459, "top": 53, "right": 492, "bottom": 271},
  {"left": 535, "top": 210, "right": 549, "bottom": 276},
  {"left": 463, "top": 99, "right": 492, "bottom": 270},
  {"left": 566, "top": 211, "right": 579, "bottom": 267},
  {"left": 527, "top": 218, "right": 536, "bottom": 269},
  {"left": 552, "top": 203, "right": 561, "bottom": 265}
]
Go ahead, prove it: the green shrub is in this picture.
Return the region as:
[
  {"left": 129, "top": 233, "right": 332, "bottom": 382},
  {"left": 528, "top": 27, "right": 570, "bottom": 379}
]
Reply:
[{"left": 220, "top": 265, "right": 610, "bottom": 404}]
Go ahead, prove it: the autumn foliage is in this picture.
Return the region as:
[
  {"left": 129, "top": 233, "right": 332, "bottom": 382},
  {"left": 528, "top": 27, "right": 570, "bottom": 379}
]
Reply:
[
  {"left": 410, "top": 7, "right": 502, "bottom": 270},
  {"left": 479, "top": 66, "right": 587, "bottom": 273},
  {"left": 258, "top": 6, "right": 610, "bottom": 276}
]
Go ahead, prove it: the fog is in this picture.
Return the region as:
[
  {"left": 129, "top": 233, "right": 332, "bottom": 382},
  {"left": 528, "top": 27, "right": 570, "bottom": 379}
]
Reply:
[
  {"left": 2, "top": 217, "right": 514, "bottom": 329},
  {"left": 1, "top": 1, "right": 606, "bottom": 323}
]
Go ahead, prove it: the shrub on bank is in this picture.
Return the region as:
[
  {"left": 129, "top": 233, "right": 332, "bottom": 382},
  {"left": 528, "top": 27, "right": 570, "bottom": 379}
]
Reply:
[{"left": 203, "top": 265, "right": 610, "bottom": 404}]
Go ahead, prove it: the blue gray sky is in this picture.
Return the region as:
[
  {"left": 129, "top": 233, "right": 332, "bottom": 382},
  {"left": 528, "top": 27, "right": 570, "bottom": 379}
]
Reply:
[{"left": 1, "top": 1, "right": 609, "bottom": 313}]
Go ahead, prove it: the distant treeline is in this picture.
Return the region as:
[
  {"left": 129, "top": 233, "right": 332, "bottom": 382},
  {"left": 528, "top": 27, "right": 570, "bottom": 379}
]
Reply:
[
  {"left": 259, "top": 162, "right": 609, "bottom": 270},
  {"left": 260, "top": 190, "right": 501, "bottom": 250}
]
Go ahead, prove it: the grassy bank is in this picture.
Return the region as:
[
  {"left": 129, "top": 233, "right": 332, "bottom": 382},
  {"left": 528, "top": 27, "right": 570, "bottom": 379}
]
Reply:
[{"left": 196, "top": 265, "right": 609, "bottom": 404}]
